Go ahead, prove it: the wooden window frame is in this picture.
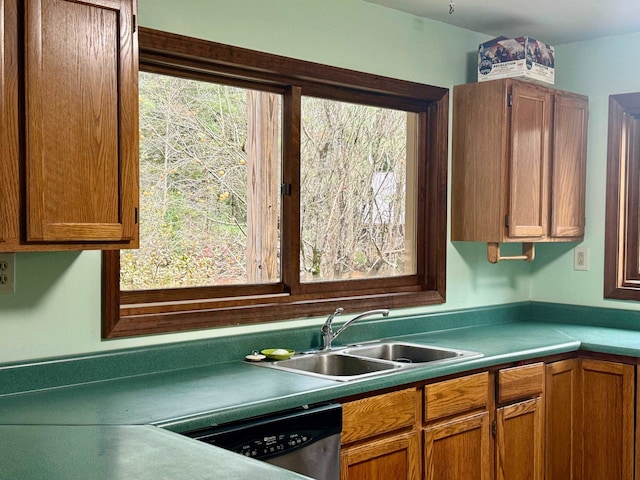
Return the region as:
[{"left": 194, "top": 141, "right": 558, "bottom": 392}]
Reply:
[
  {"left": 102, "top": 27, "right": 449, "bottom": 338},
  {"left": 604, "top": 92, "right": 640, "bottom": 300}
]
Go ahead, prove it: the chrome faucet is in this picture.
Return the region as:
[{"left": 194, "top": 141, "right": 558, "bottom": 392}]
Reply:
[{"left": 320, "top": 308, "right": 390, "bottom": 351}]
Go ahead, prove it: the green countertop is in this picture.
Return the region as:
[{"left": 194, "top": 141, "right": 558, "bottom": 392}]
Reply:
[
  {"left": 4, "top": 320, "right": 639, "bottom": 431},
  {"left": 0, "top": 425, "right": 312, "bottom": 480},
  {"left": 4, "top": 305, "right": 640, "bottom": 479},
  {"left": 0, "top": 321, "right": 586, "bottom": 430}
]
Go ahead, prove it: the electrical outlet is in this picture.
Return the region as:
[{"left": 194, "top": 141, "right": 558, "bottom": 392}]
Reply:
[
  {"left": 574, "top": 246, "right": 589, "bottom": 271},
  {"left": 0, "top": 253, "right": 15, "bottom": 293}
]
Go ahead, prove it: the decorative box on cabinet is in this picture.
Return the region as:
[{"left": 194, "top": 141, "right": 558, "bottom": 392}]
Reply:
[
  {"left": 451, "top": 78, "right": 588, "bottom": 262},
  {"left": 0, "top": 0, "right": 138, "bottom": 251}
]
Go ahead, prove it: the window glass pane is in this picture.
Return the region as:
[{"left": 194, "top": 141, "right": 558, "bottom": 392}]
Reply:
[
  {"left": 300, "top": 97, "right": 417, "bottom": 283},
  {"left": 121, "top": 72, "right": 282, "bottom": 290}
]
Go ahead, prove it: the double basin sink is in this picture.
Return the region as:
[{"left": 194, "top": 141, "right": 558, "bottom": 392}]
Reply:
[{"left": 253, "top": 341, "right": 483, "bottom": 382}]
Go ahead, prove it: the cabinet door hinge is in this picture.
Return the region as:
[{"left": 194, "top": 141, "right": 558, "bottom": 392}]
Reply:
[
  {"left": 508, "top": 94, "right": 513, "bottom": 107},
  {"left": 504, "top": 214, "right": 509, "bottom": 228},
  {"left": 133, "top": 14, "right": 137, "bottom": 33},
  {"left": 134, "top": 207, "right": 139, "bottom": 224},
  {"left": 281, "top": 183, "right": 292, "bottom": 196},
  {"left": 491, "top": 420, "right": 497, "bottom": 438}
]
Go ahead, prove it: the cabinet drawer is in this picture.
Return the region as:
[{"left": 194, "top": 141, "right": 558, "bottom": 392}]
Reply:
[
  {"left": 497, "top": 362, "right": 544, "bottom": 403},
  {"left": 342, "top": 388, "right": 418, "bottom": 444},
  {"left": 424, "top": 372, "right": 489, "bottom": 421}
]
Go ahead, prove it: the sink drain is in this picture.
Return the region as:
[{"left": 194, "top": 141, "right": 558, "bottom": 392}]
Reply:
[{"left": 394, "top": 357, "right": 413, "bottom": 364}]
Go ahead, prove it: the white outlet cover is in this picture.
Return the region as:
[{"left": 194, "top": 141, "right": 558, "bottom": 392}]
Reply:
[
  {"left": 574, "top": 246, "right": 589, "bottom": 271},
  {"left": 0, "top": 253, "right": 15, "bottom": 293}
]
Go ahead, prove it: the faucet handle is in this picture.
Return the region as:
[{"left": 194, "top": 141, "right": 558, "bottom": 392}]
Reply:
[{"left": 323, "top": 307, "right": 344, "bottom": 331}]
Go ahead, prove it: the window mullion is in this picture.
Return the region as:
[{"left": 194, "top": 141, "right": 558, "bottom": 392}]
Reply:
[{"left": 281, "top": 85, "right": 302, "bottom": 294}]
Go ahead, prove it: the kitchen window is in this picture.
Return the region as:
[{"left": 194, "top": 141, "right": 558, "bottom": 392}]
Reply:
[
  {"left": 604, "top": 92, "right": 640, "bottom": 300},
  {"left": 102, "top": 28, "right": 449, "bottom": 338}
]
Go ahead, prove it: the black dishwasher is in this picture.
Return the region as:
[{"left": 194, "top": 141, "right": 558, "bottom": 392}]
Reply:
[{"left": 184, "top": 403, "right": 342, "bottom": 480}]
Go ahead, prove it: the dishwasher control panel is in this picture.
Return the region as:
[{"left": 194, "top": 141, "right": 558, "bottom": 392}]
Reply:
[
  {"left": 183, "top": 404, "right": 342, "bottom": 480},
  {"left": 237, "top": 431, "right": 311, "bottom": 457},
  {"left": 183, "top": 403, "right": 342, "bottom": 460}
]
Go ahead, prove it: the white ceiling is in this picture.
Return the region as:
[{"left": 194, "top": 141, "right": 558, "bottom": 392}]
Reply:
[{"left": 364, "top": 0, "right": 640, "bottom": 44}]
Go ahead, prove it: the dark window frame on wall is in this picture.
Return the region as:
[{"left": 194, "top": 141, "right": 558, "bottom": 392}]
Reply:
[
  {"left": 604, "top": 92, "right": 640, "bottom": 300},
  {"left": 102, "top": 27, "right": 449, "bottom": 338}
]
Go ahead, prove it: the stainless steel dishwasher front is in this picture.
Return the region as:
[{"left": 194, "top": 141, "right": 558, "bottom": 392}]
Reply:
[{"left": 183, "top": 403, "right": 342, "bottom": 480}]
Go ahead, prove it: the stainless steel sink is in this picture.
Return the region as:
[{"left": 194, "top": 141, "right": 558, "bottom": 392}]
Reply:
[
  {"left": 250, "top": 341, "right": 482, "bottom": 382},
  {"left": 264, "top": 353, "right": 401, "bottom": 381},
  {"left": 342, "top": 342, "right": 481, "bottom": 365}
]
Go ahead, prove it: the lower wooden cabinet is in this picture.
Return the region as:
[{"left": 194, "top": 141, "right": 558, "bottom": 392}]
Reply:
[
  {"left": 424, "top": 411, "right": 491, "bottom": 480},
  {"left": 341, "top": 388, "right": 421, "bottom": 480},
  {"left": 340, "top": 356, "right": 637, "bottom": 480},
  {"left": 580, "top": 358, "right": 634, "bottom": 480},
  {"left": 496, "top": 397, "right": 543, "bottom": 480},
  {"left": 545, "top": 358, "right": 581, "bottom": 480},
  {"left": 546, "top": 357, "right": 635, "bottom": 480},
  {"left": 495, "top": 363, "right": 545, "bottom": 480},
  {"left": 422, "top": 364, "right": 544, "bottom": 480},
  {"left": 341, "top": 431, "right": 420, "bottom": 480},
  {"left": 423, "top": 372, "right": 492, "bottom": 480}
]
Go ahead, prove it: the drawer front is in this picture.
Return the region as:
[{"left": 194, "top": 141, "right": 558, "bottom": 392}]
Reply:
[
  {"left": 497, "top": 362, "right": 544, "bottom": 403},
  {"left": 342, "top": 388, "right": 418, "bottom": 444},
  {"left": 425, "top": 372, "right": 489, "bottom": 421}
]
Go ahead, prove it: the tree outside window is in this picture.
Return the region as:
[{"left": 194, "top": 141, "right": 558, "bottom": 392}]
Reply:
[{"left": 102, "top": 28, "right": 449, "bottom": 338}]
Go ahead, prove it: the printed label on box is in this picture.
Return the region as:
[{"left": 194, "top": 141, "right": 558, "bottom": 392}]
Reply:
[{"left": 478, "top": 36, "right": 555, "bottom": 84}]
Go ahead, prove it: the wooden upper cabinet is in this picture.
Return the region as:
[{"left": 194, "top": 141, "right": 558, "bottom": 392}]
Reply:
[
  {"left": 1, "top": 0, "right": 19, "bottom": 246},
  {"left": 451, "top": 78, "right": 588, "bottom": 245},
  {"left": 1, "top": 0, "right": 138, "bottom": 251},
  {"left": 550, "top": 92, "right": 588, "bottom": 238},
  {"left": 507, "top": 83, "right": 550, "bottom": 239}
]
